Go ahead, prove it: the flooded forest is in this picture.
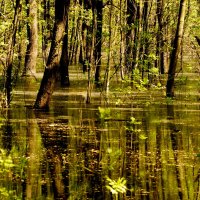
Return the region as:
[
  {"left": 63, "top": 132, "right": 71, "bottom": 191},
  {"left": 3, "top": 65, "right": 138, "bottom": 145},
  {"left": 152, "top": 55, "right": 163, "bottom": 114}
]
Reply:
[{"left": 0, "top": 0, "right": 200, "bottom": 199}]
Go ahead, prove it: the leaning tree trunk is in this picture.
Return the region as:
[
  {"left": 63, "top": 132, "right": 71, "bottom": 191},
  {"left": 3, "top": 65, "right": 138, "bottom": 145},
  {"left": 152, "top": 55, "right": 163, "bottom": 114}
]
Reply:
[
  {"left": 23, "top": 0, "right": 38, "bottom": 76},
  {"left": 166, "top": 0, "right": 187, "bottom": 97},
  {"left": 34, "top": 0, "right": 69, "bottom": 109}
]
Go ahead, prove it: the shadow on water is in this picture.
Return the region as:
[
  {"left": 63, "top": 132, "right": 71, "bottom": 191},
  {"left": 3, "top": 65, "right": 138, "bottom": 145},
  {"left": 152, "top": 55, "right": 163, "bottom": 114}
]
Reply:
[{"left": 0, "top": 74, "right": 199, "bottom": 200}]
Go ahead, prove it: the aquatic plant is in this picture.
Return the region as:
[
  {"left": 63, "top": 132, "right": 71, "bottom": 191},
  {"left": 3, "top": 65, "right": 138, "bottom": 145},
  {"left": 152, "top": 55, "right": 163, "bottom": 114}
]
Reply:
[
  {"left": 106, "top": 176, "right": 127, "bottom": 200},
  {"left": 98, "top": 107, "right": 111, "bottom": 120}
]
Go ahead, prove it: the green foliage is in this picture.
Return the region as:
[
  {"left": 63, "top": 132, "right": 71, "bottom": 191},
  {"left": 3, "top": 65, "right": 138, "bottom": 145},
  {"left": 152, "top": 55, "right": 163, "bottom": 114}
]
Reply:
[
  {"left": 166, "top": 97, "right": 174, "bottom": 104},
  {"left": 175, "top": 75, "right": 188, "bottom": 86},
  {"left": 106, "top": 148, "right": 122, "bottom": 171},
  {"left": 98, "top": 107, "right": 111, "bottom": 120},
  {"left": 0, "top": 149, "right": 15, "bottom": 172},
  {"left": 0, "top": 187, "right": 21, "bottom": 200},
  {"left": 149, "top": 67, "right": 159, "bottom": 76},
  {"left": 125, "top": 117, "right": 145, "bottom": 140},
  {"left": 130, "top": 117, "right": 141, "bottom": 125},
  {"left": 106, "top": 176, "right": 127, "bottom": 195},
  {"left": 132, "top": 69, "right": 148, "bottom": 91},
  {"left": 139, "top": 134, "right": 148, "bottom": 140}
]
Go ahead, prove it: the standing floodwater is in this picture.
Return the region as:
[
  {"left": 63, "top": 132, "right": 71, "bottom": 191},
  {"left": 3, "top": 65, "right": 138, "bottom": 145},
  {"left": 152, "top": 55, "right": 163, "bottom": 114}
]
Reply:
[{"left": 0, "top": 73, "right": 199, "bottom": 200}]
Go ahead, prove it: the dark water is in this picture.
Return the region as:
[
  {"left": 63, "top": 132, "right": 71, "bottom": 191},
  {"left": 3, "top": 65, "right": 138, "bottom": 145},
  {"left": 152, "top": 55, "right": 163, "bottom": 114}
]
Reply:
[{"left": 0, "top": 74, "right": 199, "bottom": 200}]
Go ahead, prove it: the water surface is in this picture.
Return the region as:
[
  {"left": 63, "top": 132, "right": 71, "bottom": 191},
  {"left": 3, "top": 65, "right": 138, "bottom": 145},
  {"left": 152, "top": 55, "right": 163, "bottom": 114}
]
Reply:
[{"left": 0, "top": 73, "right": 199, "bottom": 200}]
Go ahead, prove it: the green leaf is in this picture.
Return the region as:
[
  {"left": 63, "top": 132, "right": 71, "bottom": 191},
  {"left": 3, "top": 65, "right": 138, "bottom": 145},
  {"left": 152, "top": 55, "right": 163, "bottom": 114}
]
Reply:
[{"left": 139, "top": 134, "right": 148, "bottom": 140}]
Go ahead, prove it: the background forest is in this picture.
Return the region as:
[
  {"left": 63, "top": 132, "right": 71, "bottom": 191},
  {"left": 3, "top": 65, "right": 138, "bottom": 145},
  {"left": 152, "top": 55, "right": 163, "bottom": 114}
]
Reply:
[{"left": 0, "top": 0, "right": 199, "bottom": 107}]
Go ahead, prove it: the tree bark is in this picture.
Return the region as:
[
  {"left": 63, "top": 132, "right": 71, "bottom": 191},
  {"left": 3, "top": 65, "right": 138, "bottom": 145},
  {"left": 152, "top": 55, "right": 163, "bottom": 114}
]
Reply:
[
  {"left": 156, "top": 0, "right": 165, "bottom": 74},
  {"left": 105, "top": 1, "right": 112, "bottom": 94},
  {"left": 42, "top": 0, "right": 52, "bottom": 64},
  {"left": 195, "top": 36, "right": 200, "bottom": 46},
  {"left": 126, "top": 0, "right": 136, "bottom": 75},
  {"left": 5, "top": 0, "right": 21, "bottom": 107},
  {"left": 60, "top": 1, "right": 70, "bottom": 87},
  {"left": 94, "top": 0, "right": 103, "bottom": 86},
  {"left": 166, "top": 0, "right": 187, "bottom": 97},
  {"left": 132, "top": 0, "right": 143, "bottom": 75},
  {"left": 23, "top": 0, "right": 38, "bottom": 76},
  {"left": 34, "top": 0, "right": 69, "bottom": 109}
]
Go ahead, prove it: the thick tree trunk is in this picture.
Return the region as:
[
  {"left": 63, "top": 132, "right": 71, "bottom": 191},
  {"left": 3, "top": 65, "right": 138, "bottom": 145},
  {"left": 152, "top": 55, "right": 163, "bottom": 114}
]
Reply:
[
  {"left": 166, "top": 0, "right": 187, "bottom": 97},
  {"left": 34, "top": 0, "right": 69, "bottom": 109},
  {"left": 23, "top": 0, "right": 38, "bottom": 76}
]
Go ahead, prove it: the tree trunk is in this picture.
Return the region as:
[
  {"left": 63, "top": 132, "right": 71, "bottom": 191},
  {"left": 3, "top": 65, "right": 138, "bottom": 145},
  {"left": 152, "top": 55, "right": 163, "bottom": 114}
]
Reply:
[
  {"left": 34, "top": 0, "right": 69, "bottom": 109},
  {"left": 94, "top": 0, "right": 103, "bottom": 86},
  {"left": 119, "top": 0, "right": 126, "bottom": 80},
  {"left": 42, "top": 0, "right": 52, "bottom": 64},
  {"left": 141, "top": 0, "right": 149, "bottom": 80},
  {"left": 68, "top": 1, "right": 78, "bottom": 64},
  {"left": 126, "top": 0, "right": 136, "bottom": 75},
  {"left": 86, "top": 5, "right": 96, "bottom": 103},
  {"left": 166, "top": 0, "right": 187, "bottom": 97},
  {"left": 60, "top": 1, "right": 70, "bottom": 87},
  {"left": 23, "top": 0, "right": 38, "bottom": 76},
  {"left": 156, "top": 0, "right": 165, "bottom": 74},
  {"left": 105, "top": 1, "right": 112, "bottom": 94},
  {"left": 195, "top": 36, "right": 200, "bottom": 46},
  {"left": 5, "top": 0, "right": 21, "bottom": 107},
  {"left": 132, "top": 0, "right": 143, "bottom": 75}
]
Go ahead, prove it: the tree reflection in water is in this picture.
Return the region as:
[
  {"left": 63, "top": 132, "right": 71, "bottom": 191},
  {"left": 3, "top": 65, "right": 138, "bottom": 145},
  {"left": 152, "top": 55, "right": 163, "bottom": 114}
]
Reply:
[{"left": 0, "top": 94, "right": 199, "bottom": 199}]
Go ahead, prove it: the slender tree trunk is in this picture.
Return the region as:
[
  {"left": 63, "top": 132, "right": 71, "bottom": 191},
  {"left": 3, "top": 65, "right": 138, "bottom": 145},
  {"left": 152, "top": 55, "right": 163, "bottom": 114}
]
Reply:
[
  {"left": 13, "top": 21, "right": 23, "bottom": 87},
  {"left": 34, "top": 0, "right": 69, "bottom": 109},
  {"left": 119, "top": 0, "right": 125, "bottom": 80},
  {"left": 86, "top": 6, "right": 96, "bottom": 103},
  {"left": 42, "top": 0, "right": 52, "bottom": 64},
  {"left": 81, "top": 1, "right": 93, "bottom": 73},
  {"left": 60, "top": 1, "right": 70, "bottom": 87},
  {"left": 156, "top": 0, "right": 165, "bottom": 74},
  {"left": 126, "top": 0, "right": 136, "bottom": 75},
  {"left": 166, "top": 0, "right": 187, "bottom": 97},
  {"left": 23, "top": 0, "right": 38, "bottom": 76},
  {"left": 141, "top": 0, "right": 149, "bottom": 80},
  {"left": 68, "top": 1, "right": 78, "bottom": 64},
  {"left": 105, "top": 1, "right": 112, "bottom": 94},
  {"left": 5, "top": 0, "right": 21, "bottom": 107},
  {"left": 94, "top": 0, "right": 103, "bottom": 86},
  {"left": 132, "top": 0, "right": 143, "bottom": 76}
]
